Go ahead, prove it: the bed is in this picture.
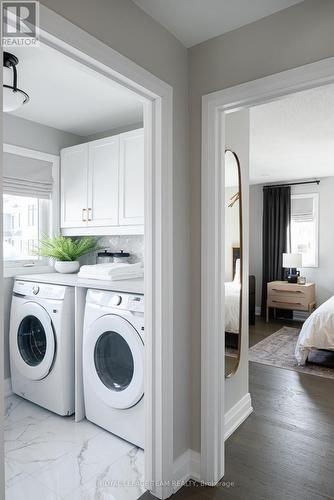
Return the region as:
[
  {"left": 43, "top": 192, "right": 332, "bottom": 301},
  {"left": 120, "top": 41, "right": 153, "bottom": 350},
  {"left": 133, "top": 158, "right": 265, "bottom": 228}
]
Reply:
[
  {"left": 295, "top": 296, "right": 334, "bottom": 365},
  {"left": 225, "top": 247, "right": 256, "bottom": 338}
]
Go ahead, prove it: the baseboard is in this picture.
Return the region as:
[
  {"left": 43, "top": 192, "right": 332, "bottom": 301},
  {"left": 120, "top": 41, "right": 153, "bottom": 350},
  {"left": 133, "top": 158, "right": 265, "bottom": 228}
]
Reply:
[
  {"left": 4, "top": 377, "right": 12, "bottom": 398},
  {"left": 224, "top": 393, "right": 253, "bottom": 441},
  {"left": 173, "top": 449, "right": 201, "bottom": 493},
  {"left": 255, "top": 306, "right": 261, "bottom": 316}
]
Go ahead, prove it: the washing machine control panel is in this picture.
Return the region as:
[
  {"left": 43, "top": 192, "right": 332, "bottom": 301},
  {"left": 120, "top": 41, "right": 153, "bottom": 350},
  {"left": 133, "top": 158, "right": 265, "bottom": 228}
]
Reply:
[
  {"left": 111, "top": 294, "right": 122, "bottom": 306},
  {"left": 128, "top": 295, "right": 144, "bottom": 313}
]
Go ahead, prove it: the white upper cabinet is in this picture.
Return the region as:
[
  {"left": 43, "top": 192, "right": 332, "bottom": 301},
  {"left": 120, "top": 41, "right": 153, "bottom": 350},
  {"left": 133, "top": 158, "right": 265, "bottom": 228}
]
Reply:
[
  {"left": 61, "top": 143, "right": 89, "bottom": 228},
  {"left": 88, "top": 136, "right": 119, "bottom": 227},
  {"left": 60, "top": 129, "right": 144, "bottom": 235},
  {"left": 119, "top": 129, "right": 144, "bottom": 226}
]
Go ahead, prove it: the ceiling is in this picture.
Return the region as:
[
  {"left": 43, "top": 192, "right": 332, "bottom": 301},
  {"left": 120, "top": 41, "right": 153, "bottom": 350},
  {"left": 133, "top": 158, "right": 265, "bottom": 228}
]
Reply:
[
  {"left": 8, "top": 44, "right": 143, "bottom": 137},
  {"left": 132, "top": 0, "right": 303, "bottom": 48},
  {"left": 250, "top": 85, "right": 334, "bottom": 184}
]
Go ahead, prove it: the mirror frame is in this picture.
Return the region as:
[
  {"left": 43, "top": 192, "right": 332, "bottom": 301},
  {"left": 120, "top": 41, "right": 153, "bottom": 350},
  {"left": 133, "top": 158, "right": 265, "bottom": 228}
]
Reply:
[{"left": 225, "top": 148, "right": 243, "bottom": 378}]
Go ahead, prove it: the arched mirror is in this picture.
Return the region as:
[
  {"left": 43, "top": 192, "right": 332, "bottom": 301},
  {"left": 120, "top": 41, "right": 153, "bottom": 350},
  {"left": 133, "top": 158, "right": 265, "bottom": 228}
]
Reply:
[{"left": 224, "top": 149, "right": 242, "bottom": 378}]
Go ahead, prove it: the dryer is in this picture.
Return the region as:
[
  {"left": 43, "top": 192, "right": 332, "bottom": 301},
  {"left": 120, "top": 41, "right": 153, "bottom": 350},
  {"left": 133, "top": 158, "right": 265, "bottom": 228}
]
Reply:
[
  {"left": 83, "top": 289, "right": 144, "bottom": 449},
  {"left": 10, "top": 280, "right": 75, "bottom": 415}
]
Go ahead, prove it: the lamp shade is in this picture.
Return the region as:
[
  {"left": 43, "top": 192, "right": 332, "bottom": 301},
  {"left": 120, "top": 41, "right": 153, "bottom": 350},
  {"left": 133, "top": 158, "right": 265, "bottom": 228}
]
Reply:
[{"left": 283, "top": 253, "right": 302, "bottom": 268}]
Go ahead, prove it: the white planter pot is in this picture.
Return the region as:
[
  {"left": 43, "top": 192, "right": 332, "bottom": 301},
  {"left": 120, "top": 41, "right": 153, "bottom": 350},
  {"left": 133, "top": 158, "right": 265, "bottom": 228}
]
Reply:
[{"left": 54, "top": 261, "right": 80, "bottom": 274}]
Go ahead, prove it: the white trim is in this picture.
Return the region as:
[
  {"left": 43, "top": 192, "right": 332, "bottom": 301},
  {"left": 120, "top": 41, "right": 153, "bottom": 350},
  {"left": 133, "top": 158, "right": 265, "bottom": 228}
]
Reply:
[
  {"left": 4, "top": 378, "right": 12, "bottom": 398},
  {"left": 173, "top": 449, "right": 201, "bottom": 493},
  {"left": 1, "top": 6, "right": 174, "bottom": 500},
  {"left": 2, "top": 143, "right": 60, "bottom": 256},
  {"left": 224, "top": 393, "right": 253, "bottom": 441},
  {"left": 61, "top": 225, "right": 144, "bottom": 237},
  {"left": 202, "top": 56, "right": 334, "bottom": 487},
  {"left": 291, "top": 192, "right": 319, "bottom": 268}
]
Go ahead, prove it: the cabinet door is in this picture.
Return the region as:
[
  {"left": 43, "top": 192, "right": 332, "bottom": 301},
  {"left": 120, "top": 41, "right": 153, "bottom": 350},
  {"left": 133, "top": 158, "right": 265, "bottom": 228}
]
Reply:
[
  {"left": 87, "top": 136, "right": 119, "bottom": 227},
  {"left": 119, "top": 129, "right": 144, "bottom": 226},
  {"left": 61, "top": 143, "right": 88, "bottom": 228}
]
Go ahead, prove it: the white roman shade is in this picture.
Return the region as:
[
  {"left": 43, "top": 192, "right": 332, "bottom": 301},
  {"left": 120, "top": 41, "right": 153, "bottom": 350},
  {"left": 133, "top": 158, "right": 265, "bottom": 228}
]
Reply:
[
  {"left": 291, "top": 195, "right": 314, "bottom": 223},
  {"left": 3, "top": 153, "right": 53, "bottom": 198}
]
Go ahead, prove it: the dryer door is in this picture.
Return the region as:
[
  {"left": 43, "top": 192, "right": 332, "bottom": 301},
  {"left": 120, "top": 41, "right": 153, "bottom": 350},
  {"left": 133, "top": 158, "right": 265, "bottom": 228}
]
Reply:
[
  {"left": 84, "top": 314, "right": 144, "bottom": 409},
  {"left": 10, "top": 302, "right": 55, "bottom": 381}
]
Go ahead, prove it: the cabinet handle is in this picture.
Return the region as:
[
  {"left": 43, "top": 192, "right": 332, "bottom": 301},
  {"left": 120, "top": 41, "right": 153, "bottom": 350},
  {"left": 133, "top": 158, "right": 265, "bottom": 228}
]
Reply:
[
  {"left": 88, "top": 208, "right": 92, "bottom": 221},
  {"left": 82, "top": 208, "right": 87, "bottom": 222},
  {"left": 272, "top": 289, "right": 303, "bottom": 294}
]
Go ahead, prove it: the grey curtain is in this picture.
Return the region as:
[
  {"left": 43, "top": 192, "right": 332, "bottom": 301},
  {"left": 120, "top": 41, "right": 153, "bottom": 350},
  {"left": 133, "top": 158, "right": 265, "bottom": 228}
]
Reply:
[{"left": 261, "top": 186, "right": 291, "bottom": 317}]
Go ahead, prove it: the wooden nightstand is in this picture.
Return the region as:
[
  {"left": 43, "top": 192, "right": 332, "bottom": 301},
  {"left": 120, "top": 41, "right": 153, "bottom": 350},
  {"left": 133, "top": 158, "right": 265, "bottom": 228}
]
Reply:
[{"left": 266, "top": 281, "right": 316, "bottom": 323}]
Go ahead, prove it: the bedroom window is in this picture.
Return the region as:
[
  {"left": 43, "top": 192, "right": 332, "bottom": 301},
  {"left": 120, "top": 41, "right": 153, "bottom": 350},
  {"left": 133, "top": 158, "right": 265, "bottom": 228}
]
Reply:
[{"left": 290, "top": 193, "right": 319, "bottom": 268}]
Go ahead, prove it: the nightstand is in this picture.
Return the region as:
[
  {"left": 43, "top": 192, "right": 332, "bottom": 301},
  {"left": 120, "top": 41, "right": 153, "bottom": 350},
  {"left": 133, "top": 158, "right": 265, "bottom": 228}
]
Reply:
[{"left": 266, "top": 281, "right": 316, "bottom": 323}]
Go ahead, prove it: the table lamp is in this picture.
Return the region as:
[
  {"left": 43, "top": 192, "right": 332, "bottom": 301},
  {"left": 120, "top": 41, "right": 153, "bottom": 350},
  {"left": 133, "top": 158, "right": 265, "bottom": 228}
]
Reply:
[{"left": 283, "top": 253, "right": 302, "bottom": 283}]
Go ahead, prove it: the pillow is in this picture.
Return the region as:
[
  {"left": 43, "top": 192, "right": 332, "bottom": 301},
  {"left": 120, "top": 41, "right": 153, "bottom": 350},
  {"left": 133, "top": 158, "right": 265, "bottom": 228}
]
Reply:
[{"left": 233, "top": 258, "right": 241, "bottom": 283}]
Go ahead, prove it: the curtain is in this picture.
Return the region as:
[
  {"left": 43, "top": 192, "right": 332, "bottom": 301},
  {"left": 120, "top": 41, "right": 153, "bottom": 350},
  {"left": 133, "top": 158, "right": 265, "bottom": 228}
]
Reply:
[{"left": 261, "top": 186, "right": 291, "bottom": 317}]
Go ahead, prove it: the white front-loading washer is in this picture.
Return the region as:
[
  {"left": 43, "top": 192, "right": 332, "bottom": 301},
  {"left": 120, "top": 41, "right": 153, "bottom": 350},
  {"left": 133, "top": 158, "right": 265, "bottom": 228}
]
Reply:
[
  {"left": 10, "top": 280, "right": 75, "bottom": 415},
  {"left": 83, "top": 289, "right": 144, "bottom": 449}
]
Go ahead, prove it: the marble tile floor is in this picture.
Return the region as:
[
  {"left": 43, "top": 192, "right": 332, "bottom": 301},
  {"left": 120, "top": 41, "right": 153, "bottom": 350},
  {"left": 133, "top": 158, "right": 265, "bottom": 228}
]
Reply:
[{"left": 5, "top": 394, "right": 145, "bottom": 500}]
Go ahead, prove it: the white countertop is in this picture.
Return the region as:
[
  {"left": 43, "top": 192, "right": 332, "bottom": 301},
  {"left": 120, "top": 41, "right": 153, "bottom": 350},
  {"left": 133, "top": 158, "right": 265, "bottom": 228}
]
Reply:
[{"left": 16, "top": 273, "right": 144, "bottom": 295}]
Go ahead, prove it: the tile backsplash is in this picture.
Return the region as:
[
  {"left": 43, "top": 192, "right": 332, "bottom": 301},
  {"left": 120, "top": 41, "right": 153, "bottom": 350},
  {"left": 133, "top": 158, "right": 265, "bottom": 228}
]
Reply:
[{"left": 80, "top": 235, "right": 144, "bottom": 265}]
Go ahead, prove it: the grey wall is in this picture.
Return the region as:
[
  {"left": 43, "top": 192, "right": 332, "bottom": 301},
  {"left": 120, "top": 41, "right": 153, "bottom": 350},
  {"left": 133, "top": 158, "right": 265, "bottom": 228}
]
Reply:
[
  {"left": 39, "top": 0, "right": 190, "bottom": 461},
  {"left": 249, "top": 184, "right": 263, "bottom": 310},
  {"left": 4, "top": 114, "right": 82, "bottom": 154},
  {"left": 249, "top": 178, "right": 334, "bottom": 310},
  {"left": 83, "top": 122, "right": 143, "bottom": 142},
  {"left": 225, "top": 110, "right": 250, "bottom": 415},
  {"left": 189, "top": 0, "right": 334, "bottom": 452}
]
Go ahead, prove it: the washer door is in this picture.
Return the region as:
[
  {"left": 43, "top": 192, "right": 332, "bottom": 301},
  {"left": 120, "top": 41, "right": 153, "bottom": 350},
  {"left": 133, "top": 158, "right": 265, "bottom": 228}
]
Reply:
[
  {"left": 85, "top": 314, "right": 144, "bottom": 409},
  {"left": 11, "top": 302, "right": 55, "bottom": 381}
]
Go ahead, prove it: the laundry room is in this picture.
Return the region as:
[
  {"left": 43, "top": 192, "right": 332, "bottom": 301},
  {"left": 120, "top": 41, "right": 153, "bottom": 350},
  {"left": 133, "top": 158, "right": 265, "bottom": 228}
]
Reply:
[{"left": 3, "top": 42, "right": 146, "bottom": 500}]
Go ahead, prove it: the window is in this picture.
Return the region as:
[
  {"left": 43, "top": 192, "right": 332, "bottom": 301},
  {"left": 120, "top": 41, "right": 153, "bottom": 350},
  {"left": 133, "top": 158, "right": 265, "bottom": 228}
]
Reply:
[
  {"left": 291, "top": 193, "right": 319, "bottom": 268},
  {"left": 28, "top": 204, "right": 37, "bottom": 226},
  {"left": 3, "top": 150, "right": 55, "bottom": 268},
  {"left": 3, "top": 194, "right": 51, "bottom": 265}
]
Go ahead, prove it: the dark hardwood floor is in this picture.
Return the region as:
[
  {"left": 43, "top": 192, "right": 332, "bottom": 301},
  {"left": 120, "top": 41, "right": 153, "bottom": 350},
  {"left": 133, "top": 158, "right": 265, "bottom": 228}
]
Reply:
[
  {"left": 249, "top": 315, "right": 302, "bottom": 347},
  {"left": 141, "top": 318, "right": 334, "bottom": 500}
]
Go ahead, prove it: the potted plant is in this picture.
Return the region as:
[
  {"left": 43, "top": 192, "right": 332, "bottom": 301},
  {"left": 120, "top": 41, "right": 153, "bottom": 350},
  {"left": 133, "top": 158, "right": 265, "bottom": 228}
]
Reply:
[{"left": 37, "top": 235, "right": 100, "bottom": 273}]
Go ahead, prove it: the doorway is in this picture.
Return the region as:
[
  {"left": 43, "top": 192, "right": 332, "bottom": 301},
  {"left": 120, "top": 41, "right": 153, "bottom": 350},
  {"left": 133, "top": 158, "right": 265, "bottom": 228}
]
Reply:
[
  {"left": 1, "top": 5, "right": 174, "bottom": 500},
  {"left": 201, "top": 56, "right": 334, "bottom": 485}
]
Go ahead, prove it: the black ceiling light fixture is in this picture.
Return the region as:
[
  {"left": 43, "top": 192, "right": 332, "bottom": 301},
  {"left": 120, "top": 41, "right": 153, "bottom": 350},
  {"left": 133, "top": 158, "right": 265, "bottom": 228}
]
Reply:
[{"left": 3, "top": 51, "right": 29, "bottom": 112}]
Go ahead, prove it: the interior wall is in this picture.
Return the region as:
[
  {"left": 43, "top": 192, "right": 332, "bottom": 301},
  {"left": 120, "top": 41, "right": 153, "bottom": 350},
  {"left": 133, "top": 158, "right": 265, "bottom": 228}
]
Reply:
[
  {"left": 4, "top": 115, "right": 82, "bottom": 154},
  {"left": 83, "top": 122, "right": 143, "bottom": 142},
  {"left": 39, "top": 0, "right": 191, "bottom": 461},
  {"left": 249, "top": 178, "right": 334, "bottom": 310},
  {"left": 189, "top": 0, "right": 334, "bottom": 452},
  {"left": 225, "top": 110, "right": 250, "bottom": 415},
  {"left": 249, "top": 184, "right": 263, "bottom": 311}
]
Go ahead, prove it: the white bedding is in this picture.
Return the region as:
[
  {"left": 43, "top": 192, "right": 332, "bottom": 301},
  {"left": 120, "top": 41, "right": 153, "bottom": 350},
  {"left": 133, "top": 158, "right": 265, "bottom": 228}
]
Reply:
[
  {"left": 225, "top": 281, "right": 240, "bottom": 334},
  {"left": 295, "top": 296, "right": 334, "bottom": 365}
]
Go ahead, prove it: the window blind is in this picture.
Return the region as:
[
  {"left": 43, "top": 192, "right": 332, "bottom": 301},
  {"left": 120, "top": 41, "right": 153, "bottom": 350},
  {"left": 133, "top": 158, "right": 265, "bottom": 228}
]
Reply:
[
  {"left": 291, "top": 196, "right": 314, "bottom": 223},
  {"left": 3, "top": 153, "right": 53, "bottom": 199}
]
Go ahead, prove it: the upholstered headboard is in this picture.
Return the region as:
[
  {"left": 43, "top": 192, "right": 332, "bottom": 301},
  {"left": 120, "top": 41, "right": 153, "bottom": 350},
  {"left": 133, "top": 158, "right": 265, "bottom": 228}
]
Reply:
[{"left": 232, "top": 246, "right": 241, "bottom": 279}]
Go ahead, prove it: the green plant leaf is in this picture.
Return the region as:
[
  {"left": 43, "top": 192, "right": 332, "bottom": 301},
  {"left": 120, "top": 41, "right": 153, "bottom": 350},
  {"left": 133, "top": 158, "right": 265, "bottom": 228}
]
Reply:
[{"left": 35, "top": 235, "right": 101, "bottom": 261}]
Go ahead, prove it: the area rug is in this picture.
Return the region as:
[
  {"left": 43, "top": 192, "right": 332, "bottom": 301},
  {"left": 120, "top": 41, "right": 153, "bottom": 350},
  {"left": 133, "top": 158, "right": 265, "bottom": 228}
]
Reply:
[{"left": 249, "top": 327, "right": 334, "bottom": 379}]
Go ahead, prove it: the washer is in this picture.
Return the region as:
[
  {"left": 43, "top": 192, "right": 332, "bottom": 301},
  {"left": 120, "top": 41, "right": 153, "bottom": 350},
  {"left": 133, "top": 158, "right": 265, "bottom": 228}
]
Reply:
[
  {"left": 10, "top": 280, "right": 75, "bottom": 416},
  {"left": 83, "top": 289, "right": 144, "bottom": 449}
]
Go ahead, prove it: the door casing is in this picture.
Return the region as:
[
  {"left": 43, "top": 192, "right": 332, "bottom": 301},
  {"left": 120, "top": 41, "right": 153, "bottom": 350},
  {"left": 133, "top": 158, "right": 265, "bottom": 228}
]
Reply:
[{"left": 201, "top": 56, "right": 334, "bottom": 484}]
